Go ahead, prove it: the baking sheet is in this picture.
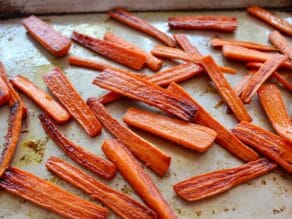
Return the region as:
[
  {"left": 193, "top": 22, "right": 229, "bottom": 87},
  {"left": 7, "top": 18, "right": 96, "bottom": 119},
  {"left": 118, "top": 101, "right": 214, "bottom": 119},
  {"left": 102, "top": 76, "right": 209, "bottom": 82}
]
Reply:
[{"left": 0, "top": 10, "right": 291, "bottom": 219}]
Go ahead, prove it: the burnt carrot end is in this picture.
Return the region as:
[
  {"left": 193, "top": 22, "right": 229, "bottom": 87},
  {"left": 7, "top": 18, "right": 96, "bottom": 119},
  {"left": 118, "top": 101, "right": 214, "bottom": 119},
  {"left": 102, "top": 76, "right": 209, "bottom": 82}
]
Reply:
[
  {"left": 258, "top": 84, "right": 292, "bottom": 143},
  {"left": 43, "top": 67, "right": 102, "bottom": 137},
  {"left": 173, "top": 34, "right": 202, "bottom": 57},
  {"left": 174, "top": 158, "right": 276, "bottom": 202},
  {"left": 0, "top": 76, "right": 9, "bottom": 106},
  {"left": 102, "top": 139, "right": 177, "bottom": 219},
  {"left": 269, "top": 31, "right": 292, "bottom": 61},
  {"left": 109, "top": 8, "right": 176, "bottom": 47},
  {"left": 39, "top": 113, "right": 116, "bottom": 179},
  {"left": 167, "top": 82, "right": 259, "bottom": 162},
  {"left": 46, "top": 156, "right": 157, "bottom": 219},
  {"left": 168, "top": 16, "right": 238, "bottom": 32},
  {"left": 0, "top": 167, "right": 107, "bottom": 219},
  {"left": 22, "top": 15, "right": 71, "bottom": 57},
  {"left": 233, "top": 121, "right": 292, "bottom": 173},
  {"left": 87, "top": 98, "right": 170, "bottom": 176}
]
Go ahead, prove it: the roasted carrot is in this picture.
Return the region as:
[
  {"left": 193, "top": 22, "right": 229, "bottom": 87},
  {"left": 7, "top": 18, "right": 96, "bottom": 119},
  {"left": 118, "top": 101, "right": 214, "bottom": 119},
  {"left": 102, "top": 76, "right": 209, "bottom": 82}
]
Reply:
[
  {"left": 174, "top": 158, "right": 276, "bottom": 201},
  {"left": 258, "top": 84, "right": 292, "bottom": 143},
  {"left": 168, "top": 16, "right": 238, "bottom": 32},
  {"left": 240, "top": 54, "right": 287, "bottom": 103},
  {"left": 167, "top": 82, "right": 259, "bottom": 162},
  {"left": 87, "top": 98, "right": 170, "bottom": 176},
  {"left": 22, "top": 15, "right": 71, "bottom": 57},
  {"left": 0, "top": 102, "right": 23, "bottom": 177},
  {"left": 247, "top": 6, "right": 292, "bottom": 36},
  {"left": 39, "top": 113, "right": 116, "bottom": 179},
  {"left": 43, "top": 67, "right": 102, "bottom": 137},
  {"left": 234, "top": 73, "right": 253, "bottom": 97},
  {"left": 0, "top": 76, "right": 9, "bottom": 106},
  {"left": 269, "top": 31, "right": 292, "bottom": 61},
  {"left": 102, "top": 139, "right": 177, "bottom": 219},
  {"left": 46, "top": 156, "right": 157, "bottom": 219},
  {"left": 109, "top": 8, "right": 176, "bottom": 47},
  {"left": 93, "top": 68, "right": 198, "bottom": 121},
  {"left": 0, "top": 167, "right": 107, "bottom": 219},
  {"left": 233, "top": 121, "right": 292, "bottom": 173},
  {"left": 11, "top": 75, "right": 70, "bottom": 124},
  {"left": 123, "top": 107, "right": 217, "bottom": 152}
]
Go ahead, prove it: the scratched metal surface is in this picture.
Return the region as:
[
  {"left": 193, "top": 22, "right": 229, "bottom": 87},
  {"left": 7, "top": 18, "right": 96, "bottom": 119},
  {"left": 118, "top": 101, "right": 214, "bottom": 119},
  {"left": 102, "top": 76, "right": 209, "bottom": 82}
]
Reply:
[{"left": 0, "top": 10, "right": 291, "bottom": 219}]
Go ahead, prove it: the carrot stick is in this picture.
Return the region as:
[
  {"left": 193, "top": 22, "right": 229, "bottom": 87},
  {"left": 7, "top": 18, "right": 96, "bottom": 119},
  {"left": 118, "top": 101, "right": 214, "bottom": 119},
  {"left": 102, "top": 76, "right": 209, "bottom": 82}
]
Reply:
[
  {"left": 109, "top": 8, "right": 176, "bottom": 47},
  {"left": 174, "top": 158, "right": 276, "bottom": 201},
  {"left": 22, "top": 15, "right": 71, "bottom": 57},
  {"left": 234, "top": 73, "right": 253, "bottom": 97},
  {"left": 247, "top": 6, "right": 292, "bottom": 36},
  {"left": 233, "top": 121, "right": 292, "bottom": 173},
  {"left": 0, "top": 167, "right": 107, "bottom": 219},
  {"left": 104, "top": 32, "right": 163, "bottom": 71},
  {"left": 11, "top": 75, "right": 70, "bottom": 124},
  {"left": 0, "top": 102, "right": 23, "bottom": 177},
  {"left": 43, "top": 67, "right": 102, "bottom": 137},
  {"left": 39, "top": 113, "right": 116, "bottom": 179},
  {"left": 269, "top": 31, "right": 292, "bottom": 61},
  {"left": 46, "top": 156, "right": 157, "bottom": 219},
  {"left": 123, "top": 107, "right": 217, "bottom": 152},
  {"left": 258, "top": 84, "right": 292, "bottom": 143},
  {"left": 240, "top": 54, "right": 287, "bottom": 103},
  {"left": 93, "top": 69, "right": 198, "bottom": 121},
  {"left": 87, "top": 99, "right": 170, "bottom": 176},
  {"left": 71, "top": 31, "right": 146, "bottom": 70},
  {"left": 0, "top": 76, "right": 9, "bottom": 106},
  {"left": 167, "top": 82, "right": 259, "bottom": 162},
  {"left": 102, "top": 139, "right": 177, "bottom": 219}
]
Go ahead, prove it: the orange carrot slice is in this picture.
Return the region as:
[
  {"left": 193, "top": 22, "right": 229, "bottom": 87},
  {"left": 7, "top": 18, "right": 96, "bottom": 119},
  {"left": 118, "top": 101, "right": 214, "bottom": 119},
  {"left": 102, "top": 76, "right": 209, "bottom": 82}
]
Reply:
[
  {"left": 234, "top": 73, "right": 253, "bottom": 97},
  {"left": 87, "top": 98, "right": 170, "bottom": 176},
  {"left": 102, "top": 139, "right": 177, "bottom": 219},
  {"left": 174, "top": 158, "right": 276, "bottom": 201},
  {"left": 71, "top": 31, "right": 146, "bottom": 70},
  {"left": 0, "top": 76, "right": 9, "bottom": 106},
  {"left": 43, "top": 67, "right": 102, "bottom": 137},
  {"left": 167, "top": 82, "right": 259, "bottom": 162},
  {"left": 0, "top": 167, "right": 107, "bottom": 219},
  {"left": 269, "top": 31, "right": 292, "bottom": 61},
  {"left": 22, "top": 15, "right": 71, "bottom": 57},
  {"left": 109, "top": 8, "right": 176, "bottom": 47},
  {"left": 11, "top": 75, "right": 70, "bottom": 124},
  {"left": 46, "top": 156, "right": 157, "bottom": 219}
]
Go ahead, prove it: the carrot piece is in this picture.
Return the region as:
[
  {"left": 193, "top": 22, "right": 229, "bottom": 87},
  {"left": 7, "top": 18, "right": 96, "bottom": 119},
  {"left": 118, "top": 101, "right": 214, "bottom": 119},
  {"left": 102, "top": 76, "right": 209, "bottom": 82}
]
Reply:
[
  {"left": 22, "top": 15, "right": 71, "bottom": 57},
  {"left": 0, "top": 102, "right": 23, "bottom": 177},
  {"left": 46, "top": 156, "right": 157, "bottom": 219},
  {"left": 0, "top": 76, "right": 9, "bottom": 106},
  {"left": 234, "top": 74, "right": 253, "bottom": 97},
  {"left": 87, "top": 99, "right": 170, "bottom": 176},
  {"left": 11, "top": 75, "right": 70, "bottom": 124},
  {"left": 43, "top": 67, "right": 102, "bottom": 137},
  {"left": 233, "top": 121, "right": 292, "bottom": 173},
  {"left": 269, "top": 31, "right": 292, "bottom": 61},
  {"left": 93, "top": 69, "right": 198, "bottom": 121},
  {"left": 167, "top": 82, "right": 259, "bottom": 162},
  {"left": 168, "top": 16, "right": 238, "bottom": 32},
  {"left": 39, "top": 113, "right": 116, "bottom": 179},
  {"left": 240, "top": 54, "right": 287, "bottom": 103},
  {"left": 0, "top": 167, "right": 107, "bottom": 219},
  {"left": 247, "top": 6, "right": 292, "bottom": 36},
  {"left": 102, "top": 139, "right": 177, "bottom": 219},
  {"left": 109, "top": 8, "right": 176, "bottom": 47},
  {"left": 258, "top": 84, "right": 292, "bottom": 143},
  {"left": 174, "top": 158, "right": 276, "bottom": 201}
]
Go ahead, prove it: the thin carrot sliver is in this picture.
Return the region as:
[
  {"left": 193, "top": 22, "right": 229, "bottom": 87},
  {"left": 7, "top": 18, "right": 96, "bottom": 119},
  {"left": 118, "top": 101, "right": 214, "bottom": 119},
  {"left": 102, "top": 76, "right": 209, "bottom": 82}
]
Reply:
[
  {"left": 269, "top": 31, "right": 292, "bottom": 61},
  {"left": 234, "top": 73, "right": 253, "bottom": 97},
  {"left": 0, "top": 76, "right": 9, "bottom": 106},
  {"left": 173, "top": 34, "right": 201, "bottom": 57}
]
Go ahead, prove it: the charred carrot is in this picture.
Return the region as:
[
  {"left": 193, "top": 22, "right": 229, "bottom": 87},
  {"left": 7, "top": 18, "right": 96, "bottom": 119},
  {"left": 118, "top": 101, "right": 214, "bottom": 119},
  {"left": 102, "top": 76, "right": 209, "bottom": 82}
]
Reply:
[
  {"left": 258, "top": 84, "right": 292, "bottom": 143},
  {"left": 109, "top": 8, "right": 176, "bottom": 47},
  {"left": 168, "top": 16, "right": 238, "bottom": 32},
  {"left": 0, "top": 167, "right": 107, "bottom": 219},
  {"left": 87, "top": 98, "right": 170, "bottom": 176},
  {"left": 22, "top": 15, "right": 71, "bottom": 57},
  {"left": 233, "top": 121, "right": 292, "bottom": 173},
  {"left": 247, "top": 6, "right": 292, "bottom": 36},
  {"left": 0, "top": 76, "right": 9, "bottom": 106},
  {"left": 102, "top": 139, "right": 177, "bottom": 219},
  {"left": 240, "top": 54, "right": 287, "bottom": 103},
  {"left": 11, "top": 75, "right": 70, "bottom": 124},
  {"left": 269, "top": 31, "right": 292, "bottom": 61},
  {"left": 39, "top": 113, "right": 116, "bottom": 179},
  {"left": 46, "top": 156, "right": 157, "bottom": 219},
  {"left": 167, "top": 82, "right": 259, "bottom": 162},
  {"left": 43, "top": 67, "right": 102, "bottom": 137},
  {"left": 174, "top": 158, "right": 276, "bottom": 201}
]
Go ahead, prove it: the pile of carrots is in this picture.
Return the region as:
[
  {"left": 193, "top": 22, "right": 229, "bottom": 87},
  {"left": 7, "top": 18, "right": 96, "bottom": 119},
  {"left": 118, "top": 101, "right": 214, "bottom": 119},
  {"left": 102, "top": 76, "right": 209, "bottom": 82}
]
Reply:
[{"left": 0, "top": 5, "right": 291, "bottom": 219}]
